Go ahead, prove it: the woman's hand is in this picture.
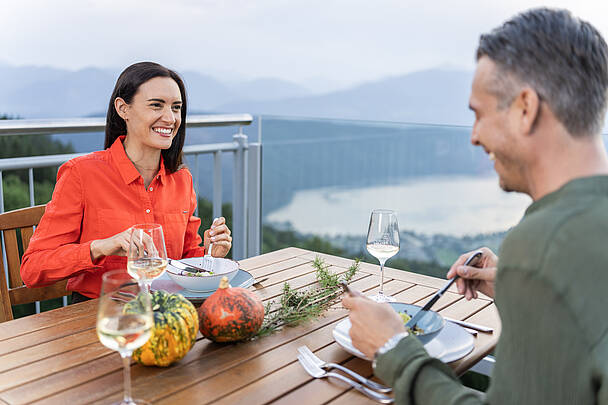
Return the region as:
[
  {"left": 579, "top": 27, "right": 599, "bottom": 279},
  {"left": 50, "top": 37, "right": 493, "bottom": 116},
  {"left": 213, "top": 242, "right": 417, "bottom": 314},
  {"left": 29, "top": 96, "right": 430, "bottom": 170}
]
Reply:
[
  {"left": 203, "top": 217, "right": 232, "bottom": 257},
  {"left": 89, "top": 228, "right": 134, "bottom": 261},
  {"left": 446, "top": 247, "right": 498, "bottom": 300}
]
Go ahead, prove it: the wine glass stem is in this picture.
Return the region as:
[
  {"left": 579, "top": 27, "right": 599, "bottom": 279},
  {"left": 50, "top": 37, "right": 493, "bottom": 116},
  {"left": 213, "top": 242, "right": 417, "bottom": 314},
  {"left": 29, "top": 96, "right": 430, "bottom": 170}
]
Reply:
[
  {"left": 120, "top": 351, "right": 133, "bottom": 403},
  {"left": 379, "top": 260, "right": 386, "bottom": 295}
]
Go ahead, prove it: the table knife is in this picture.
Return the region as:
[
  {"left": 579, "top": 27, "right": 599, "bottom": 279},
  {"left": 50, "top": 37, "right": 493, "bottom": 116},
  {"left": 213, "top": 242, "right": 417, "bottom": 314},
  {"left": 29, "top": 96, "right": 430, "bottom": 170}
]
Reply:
[{"left": 405, "top": 251, "right": 483, "bottom": 330}]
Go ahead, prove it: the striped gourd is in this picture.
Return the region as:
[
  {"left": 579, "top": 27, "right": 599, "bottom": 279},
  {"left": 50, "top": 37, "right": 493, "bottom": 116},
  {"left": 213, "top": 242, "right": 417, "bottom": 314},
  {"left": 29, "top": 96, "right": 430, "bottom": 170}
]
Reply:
[{"left": 126, "top": 290, "right": 198, "bottom": 367}]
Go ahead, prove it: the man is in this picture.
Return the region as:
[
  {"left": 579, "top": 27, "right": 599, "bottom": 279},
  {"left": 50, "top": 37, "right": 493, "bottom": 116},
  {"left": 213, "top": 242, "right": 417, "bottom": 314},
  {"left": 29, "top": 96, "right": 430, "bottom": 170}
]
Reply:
[{"left": 343, "top": 8, "right": 608, "bottom": 404}]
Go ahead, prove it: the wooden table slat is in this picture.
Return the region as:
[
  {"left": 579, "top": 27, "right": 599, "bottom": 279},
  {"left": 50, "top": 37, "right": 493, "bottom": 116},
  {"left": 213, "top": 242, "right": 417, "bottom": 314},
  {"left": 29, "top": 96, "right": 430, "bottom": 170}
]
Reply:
[
  {"left": 246, "top": 257, "right": 313, "bottom": 278},
  {"left": 0, "top": 300, "right": 97, "bottom": 342},
  {"left": 0, "top": 313, "right": 96, "bottom": 355},
  {"left": 239, "top": 247, "right": 311, "bottom": 271}
]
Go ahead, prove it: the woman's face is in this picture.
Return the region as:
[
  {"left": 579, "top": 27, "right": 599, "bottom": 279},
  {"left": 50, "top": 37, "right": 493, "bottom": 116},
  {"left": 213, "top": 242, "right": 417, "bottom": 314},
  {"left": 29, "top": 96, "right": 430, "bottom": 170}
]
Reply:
[{"left": 117, "top": 76, "right": 182, "bottom": 152}]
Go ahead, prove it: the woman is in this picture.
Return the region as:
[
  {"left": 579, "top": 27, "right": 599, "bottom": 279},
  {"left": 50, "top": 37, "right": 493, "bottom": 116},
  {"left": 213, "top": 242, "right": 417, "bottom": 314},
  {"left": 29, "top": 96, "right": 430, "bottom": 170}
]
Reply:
[{"left": 20, "top": 62, "right": 232, "bottom": 301}]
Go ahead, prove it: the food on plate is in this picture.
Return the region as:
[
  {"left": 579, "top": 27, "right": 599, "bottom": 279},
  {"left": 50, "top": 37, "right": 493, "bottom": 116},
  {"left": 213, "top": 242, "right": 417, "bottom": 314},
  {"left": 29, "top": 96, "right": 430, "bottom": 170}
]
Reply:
[
  {"left": 399, "top": 311, "right": 424, "bottom": 335},
  {"left": 198, "top": 276, "right": 264, "bottom": 342},
  {"left": 184, "top": 271, "right": 214, "bottom": 277}
]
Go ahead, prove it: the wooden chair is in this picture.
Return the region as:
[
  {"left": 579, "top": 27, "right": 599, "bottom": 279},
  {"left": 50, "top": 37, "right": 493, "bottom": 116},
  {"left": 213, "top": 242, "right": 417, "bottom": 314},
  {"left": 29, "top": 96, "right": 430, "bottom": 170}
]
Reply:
[{"left": 0, "top": 205, "right": 68, "bottom": 322}]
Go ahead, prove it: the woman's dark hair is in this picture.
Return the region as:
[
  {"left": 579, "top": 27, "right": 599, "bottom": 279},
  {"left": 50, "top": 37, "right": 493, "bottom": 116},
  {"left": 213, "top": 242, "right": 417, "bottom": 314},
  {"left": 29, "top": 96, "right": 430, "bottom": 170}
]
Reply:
[{"left": 104, "top": 62, "right": 187, "bottom": 172}]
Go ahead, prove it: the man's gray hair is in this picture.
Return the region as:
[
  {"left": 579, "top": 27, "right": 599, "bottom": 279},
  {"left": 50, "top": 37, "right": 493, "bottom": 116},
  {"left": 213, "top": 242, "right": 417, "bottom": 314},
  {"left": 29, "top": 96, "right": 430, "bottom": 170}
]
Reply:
[{"left": 477, "top": 8, "right": 608, "bottom": 137}]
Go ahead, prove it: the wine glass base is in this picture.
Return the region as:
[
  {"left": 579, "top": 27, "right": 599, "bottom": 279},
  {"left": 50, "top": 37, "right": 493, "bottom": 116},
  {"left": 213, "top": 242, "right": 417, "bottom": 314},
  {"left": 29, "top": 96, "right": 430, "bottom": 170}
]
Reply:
[
  {"left": 368, "top": 292, "right": 396, "bottom": 303},
  {"left": 110, "top": 399, "right": 151, "bottom": 405}
]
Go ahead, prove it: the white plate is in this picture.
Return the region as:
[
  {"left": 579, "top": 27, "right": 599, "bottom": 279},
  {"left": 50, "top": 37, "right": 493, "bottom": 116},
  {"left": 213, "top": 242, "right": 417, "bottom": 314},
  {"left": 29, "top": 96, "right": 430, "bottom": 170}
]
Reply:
[{"left": 332, "top": 318, "right": 475, "bottom": 363}]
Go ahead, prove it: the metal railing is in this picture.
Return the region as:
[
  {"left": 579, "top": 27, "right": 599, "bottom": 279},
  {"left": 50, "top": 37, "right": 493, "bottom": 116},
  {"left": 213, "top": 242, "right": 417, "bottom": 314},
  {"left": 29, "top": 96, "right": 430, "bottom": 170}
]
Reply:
[{"left": 0, "top": 114, "right": 261, "bottom": 311}]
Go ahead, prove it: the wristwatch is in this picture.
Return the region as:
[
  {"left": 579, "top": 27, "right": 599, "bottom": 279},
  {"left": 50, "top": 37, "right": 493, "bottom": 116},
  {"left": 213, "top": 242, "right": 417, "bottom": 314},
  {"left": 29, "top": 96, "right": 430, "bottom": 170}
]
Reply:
[{"left": 372, "top": 332, "right": 409, "bottom": 371}]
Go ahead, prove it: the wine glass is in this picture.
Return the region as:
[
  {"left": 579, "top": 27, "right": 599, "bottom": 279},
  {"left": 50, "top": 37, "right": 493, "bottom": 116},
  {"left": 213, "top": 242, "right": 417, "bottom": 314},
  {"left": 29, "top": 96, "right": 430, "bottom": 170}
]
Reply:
[
  {"left": 127, "top": 224, "right": 168, "bottom": 292},
  {"left": 97, "top": 270, "right": 153, "bottom": 405},
  {"left": 366, "top": 209, "right": 400, "bottom": 302}
]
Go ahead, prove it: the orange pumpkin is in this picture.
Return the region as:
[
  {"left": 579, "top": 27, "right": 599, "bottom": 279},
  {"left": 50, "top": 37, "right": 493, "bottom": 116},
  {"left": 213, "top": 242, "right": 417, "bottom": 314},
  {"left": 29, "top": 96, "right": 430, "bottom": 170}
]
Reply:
[{"left": 198, "top": 276, "right": 264, "bottom": 342}]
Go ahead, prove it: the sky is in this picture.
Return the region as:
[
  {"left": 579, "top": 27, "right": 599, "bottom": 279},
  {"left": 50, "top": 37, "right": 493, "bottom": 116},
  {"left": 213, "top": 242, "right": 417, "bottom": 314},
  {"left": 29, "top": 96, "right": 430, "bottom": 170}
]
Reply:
[{"left": 3, "top": 0, "right": 608, "bottom": 91}]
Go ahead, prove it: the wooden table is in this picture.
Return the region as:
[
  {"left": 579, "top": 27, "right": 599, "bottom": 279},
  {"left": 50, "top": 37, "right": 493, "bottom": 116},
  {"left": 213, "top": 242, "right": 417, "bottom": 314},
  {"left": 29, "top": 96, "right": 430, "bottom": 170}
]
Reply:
[{"left": 0, "top": 247, "right": 501, "bottom": 404}]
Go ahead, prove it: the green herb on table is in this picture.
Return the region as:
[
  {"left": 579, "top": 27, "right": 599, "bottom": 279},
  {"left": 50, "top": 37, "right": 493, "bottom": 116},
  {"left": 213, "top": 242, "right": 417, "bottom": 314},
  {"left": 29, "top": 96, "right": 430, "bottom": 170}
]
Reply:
[{"left": 255, "top": 256, "right": 360, "bottom": 338}]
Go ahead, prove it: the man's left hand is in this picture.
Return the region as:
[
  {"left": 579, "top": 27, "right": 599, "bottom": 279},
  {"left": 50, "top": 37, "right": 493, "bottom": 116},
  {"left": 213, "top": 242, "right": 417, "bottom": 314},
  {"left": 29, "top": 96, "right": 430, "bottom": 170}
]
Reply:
[{"left": 342, "top": 294, "right": 407, "bottom": 359}]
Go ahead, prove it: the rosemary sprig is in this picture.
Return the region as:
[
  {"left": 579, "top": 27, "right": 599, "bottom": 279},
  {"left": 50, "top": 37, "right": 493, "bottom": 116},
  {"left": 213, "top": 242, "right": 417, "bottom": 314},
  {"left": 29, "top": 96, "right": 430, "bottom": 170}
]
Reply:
[{"left": 255, "top": 256, "right": 360, "bottom": 338}]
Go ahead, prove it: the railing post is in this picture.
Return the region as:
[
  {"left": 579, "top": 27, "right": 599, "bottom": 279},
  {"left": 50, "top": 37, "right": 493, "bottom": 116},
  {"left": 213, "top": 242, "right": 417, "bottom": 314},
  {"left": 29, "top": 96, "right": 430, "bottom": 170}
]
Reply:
[
  {"left": 194, "top": 154, "right": 199, "bottom": 217},
  {"left": 28, "top": 168, "right": 35, "bottom": 206},
  {"left": 213, "top": 151, "right": 223, "bottom": 220},
  {"left": 232, "top": 132, "right": 248, "bottom": 260},
  {"left": 247, "top": 142, "right": 262, "bottom": 257},
  {"left": 0, "top": 170, "right": 4, "bottom": 214}
]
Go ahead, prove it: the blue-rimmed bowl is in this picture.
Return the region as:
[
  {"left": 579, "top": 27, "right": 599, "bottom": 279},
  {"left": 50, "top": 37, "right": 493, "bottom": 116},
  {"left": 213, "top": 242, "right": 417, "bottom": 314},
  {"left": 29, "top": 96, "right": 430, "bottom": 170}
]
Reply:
[{"left": 389, "top": 302, "right": 445, "bottom": 345}]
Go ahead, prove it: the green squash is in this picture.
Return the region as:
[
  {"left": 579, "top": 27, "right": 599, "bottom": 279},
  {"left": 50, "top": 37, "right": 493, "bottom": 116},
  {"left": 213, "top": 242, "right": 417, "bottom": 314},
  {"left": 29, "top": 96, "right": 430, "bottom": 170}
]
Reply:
[{"left": 125, "top": 290, "right": 198, "bottom": 367}]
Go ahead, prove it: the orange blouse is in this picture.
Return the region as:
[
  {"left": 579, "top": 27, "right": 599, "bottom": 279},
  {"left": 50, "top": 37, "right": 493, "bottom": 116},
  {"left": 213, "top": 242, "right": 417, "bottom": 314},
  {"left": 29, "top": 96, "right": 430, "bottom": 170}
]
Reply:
[{"left": 21, "top": 136, "right": 205, "bottom": 298}]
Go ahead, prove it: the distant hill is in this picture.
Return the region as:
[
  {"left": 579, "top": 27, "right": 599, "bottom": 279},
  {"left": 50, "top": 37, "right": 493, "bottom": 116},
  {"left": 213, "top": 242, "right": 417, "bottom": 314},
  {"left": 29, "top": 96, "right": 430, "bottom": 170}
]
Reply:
[
  {"left": 2, "top": 63, "right": 608, "bottom": 130},
  {"left": 227, "top": 78, "right": 311, "bottom": 101},
  {"left": 216, "top": 69, "right": 476, "bottom": 125},
  {"left": 0, "top": 65, "right": 116, "bottom": 118},
  {"left": 0, "top": 63, "right": 313, "bottom": 119}
]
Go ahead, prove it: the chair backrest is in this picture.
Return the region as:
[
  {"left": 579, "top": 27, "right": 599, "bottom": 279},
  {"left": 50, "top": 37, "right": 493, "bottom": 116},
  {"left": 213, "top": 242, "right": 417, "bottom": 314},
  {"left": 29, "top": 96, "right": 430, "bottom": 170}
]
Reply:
[{"left": 0, "top": 205, "right": 68, "bottom": 322}]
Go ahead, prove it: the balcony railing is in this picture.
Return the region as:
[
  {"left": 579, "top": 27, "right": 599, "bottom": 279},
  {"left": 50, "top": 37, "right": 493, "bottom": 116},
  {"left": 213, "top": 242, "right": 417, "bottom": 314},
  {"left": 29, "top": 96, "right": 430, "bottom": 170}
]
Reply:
[{"left": 0, "top": 114, "right": 261, "bottom": 312}]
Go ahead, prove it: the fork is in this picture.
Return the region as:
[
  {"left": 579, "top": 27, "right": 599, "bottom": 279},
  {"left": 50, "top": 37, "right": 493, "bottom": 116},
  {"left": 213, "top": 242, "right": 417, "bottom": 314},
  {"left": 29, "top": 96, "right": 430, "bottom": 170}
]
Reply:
[
  {"left": 297, "top": 354, "right": 394, "bottom": 403},
  {"left": 202, "top": 242, "right": 214, "bottom": 270},
  {"left": 297, "top": 346, "right": 391, "bottom": 393}
]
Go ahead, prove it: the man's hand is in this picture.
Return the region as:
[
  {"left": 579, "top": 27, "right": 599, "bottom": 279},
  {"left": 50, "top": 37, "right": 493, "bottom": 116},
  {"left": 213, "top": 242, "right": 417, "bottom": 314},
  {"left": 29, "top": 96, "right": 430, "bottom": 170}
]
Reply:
[
  {"left": 203, "top": 217, "right": 232, "bottom": 257},
  {"left": 446, "top": 247, "right": 498, "bottom": 300},
  {"left": 342, "top": 294, "right": 406, "bottom": 359}
]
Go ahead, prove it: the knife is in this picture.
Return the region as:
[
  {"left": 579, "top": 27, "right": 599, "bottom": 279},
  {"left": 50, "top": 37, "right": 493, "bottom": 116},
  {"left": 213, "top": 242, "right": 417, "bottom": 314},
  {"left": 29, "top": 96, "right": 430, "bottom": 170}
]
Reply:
[
  {"left": 167, "top": 258, "right": 212, "bottom": 274},
  {"left": 405, "top": 251, "right": 483, "bottom": 331}
]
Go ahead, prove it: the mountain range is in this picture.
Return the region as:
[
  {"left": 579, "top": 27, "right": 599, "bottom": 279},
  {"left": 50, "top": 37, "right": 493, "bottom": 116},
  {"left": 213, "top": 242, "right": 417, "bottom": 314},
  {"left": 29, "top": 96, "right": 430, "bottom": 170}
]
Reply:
[{"left": 0, "top": 63, "right": 475, "bottom": 125}]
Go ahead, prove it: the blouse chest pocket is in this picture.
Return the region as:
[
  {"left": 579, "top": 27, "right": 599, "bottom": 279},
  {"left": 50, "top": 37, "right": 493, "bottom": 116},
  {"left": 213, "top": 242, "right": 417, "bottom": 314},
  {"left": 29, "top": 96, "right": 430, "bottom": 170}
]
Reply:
[
  {"left": 96, "top": 209, "right": 136, "bottom": 239},
  {"left": 162, "top": 212, "right": 189, "bottom": 257}
]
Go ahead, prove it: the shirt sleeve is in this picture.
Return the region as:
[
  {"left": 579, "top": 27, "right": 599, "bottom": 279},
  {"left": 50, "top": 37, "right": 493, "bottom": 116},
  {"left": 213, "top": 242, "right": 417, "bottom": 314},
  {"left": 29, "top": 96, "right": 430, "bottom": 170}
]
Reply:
[
  {"left": 20, "top": 161, "right": 104, "bottom": 287},
  {"left": 181, "top": 175, "right": 204, "bottom": 258},
  {"left": 375, "top": 335, "right": 484, "bottom": 405}
]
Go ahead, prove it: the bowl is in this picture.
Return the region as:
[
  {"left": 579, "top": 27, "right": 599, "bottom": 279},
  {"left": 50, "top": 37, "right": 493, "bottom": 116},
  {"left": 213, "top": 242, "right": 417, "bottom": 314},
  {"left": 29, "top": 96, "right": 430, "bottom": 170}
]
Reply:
[
  {"left": 166, "top": 257, "right": 239, "bottom": 292},
  {"left": 389, "top": 302, "right": 445, "bottom": 345}
]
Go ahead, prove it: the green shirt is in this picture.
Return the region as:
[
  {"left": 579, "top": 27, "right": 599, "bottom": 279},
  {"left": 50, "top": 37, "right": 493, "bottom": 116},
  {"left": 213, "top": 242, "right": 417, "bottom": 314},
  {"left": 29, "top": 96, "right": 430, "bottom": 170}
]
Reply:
[{"left": 375, "top": 176, "right": 608, "bottom": 404}]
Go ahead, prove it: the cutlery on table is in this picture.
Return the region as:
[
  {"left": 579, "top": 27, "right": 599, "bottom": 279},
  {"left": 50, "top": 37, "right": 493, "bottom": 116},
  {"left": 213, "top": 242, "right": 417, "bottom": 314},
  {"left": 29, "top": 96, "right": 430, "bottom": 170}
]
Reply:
[
  {"left": 167, "top": 258, "right": 212, "bottom": 274},
  {"left": 297, "top": 346, "right": 392, "bottom": 393},
  {"left": 252, "top": 277, "right": 269, "bottom": 289},
  {"left": 297, "top": 354, "right": 394, "bottom": 403},
  {"left": 444, "top": 317, "right": 494, "bottom": 333},
  {"left": 405, "top": 251, "right": 483, "bottom": 331}
]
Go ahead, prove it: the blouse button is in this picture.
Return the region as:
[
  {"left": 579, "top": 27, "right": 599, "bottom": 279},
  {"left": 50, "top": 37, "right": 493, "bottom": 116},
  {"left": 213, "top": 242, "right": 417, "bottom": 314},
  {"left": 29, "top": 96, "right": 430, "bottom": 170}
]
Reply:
[
  {"left": 149, "top": 187, "right": 153, "bottom": 191},
  {"left": 146, "top": 209, "right": 151, "bottom": 214}
]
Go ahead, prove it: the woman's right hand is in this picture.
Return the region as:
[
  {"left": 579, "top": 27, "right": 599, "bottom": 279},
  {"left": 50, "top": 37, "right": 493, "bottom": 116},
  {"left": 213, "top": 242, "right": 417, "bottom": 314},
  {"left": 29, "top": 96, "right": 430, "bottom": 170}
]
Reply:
[
  {"left": 89, "top": 228, "right": 133, "bottom": 261},
  {"left": 446, "top": 247, "right": 498, "bottom": 300}
]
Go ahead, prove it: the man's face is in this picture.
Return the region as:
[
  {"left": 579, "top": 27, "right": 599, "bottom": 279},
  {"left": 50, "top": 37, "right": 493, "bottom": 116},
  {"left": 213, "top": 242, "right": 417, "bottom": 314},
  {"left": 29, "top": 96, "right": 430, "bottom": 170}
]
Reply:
[{"left": 469, "top": 57, "right": 527, "bottom": 194}]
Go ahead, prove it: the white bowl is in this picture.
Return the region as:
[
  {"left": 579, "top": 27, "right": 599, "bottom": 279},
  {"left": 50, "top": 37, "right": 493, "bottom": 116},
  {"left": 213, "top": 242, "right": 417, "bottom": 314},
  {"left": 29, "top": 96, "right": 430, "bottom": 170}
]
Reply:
[{"left": 166, "top": 257, "right": 239, "bottom": 292}]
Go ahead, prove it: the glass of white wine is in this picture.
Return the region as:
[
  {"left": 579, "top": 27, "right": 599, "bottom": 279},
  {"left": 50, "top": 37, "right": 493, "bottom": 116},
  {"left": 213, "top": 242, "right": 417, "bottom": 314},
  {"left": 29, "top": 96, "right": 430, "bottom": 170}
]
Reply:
[
  {"left": 366, "top": 209, "right": 400, "bottom": 302},
  {"left": 97, "top": 270, "right": 153, "bottom": 405},
  {"left": 127, "top": 223, "right": 168, "bottom": 292}
]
